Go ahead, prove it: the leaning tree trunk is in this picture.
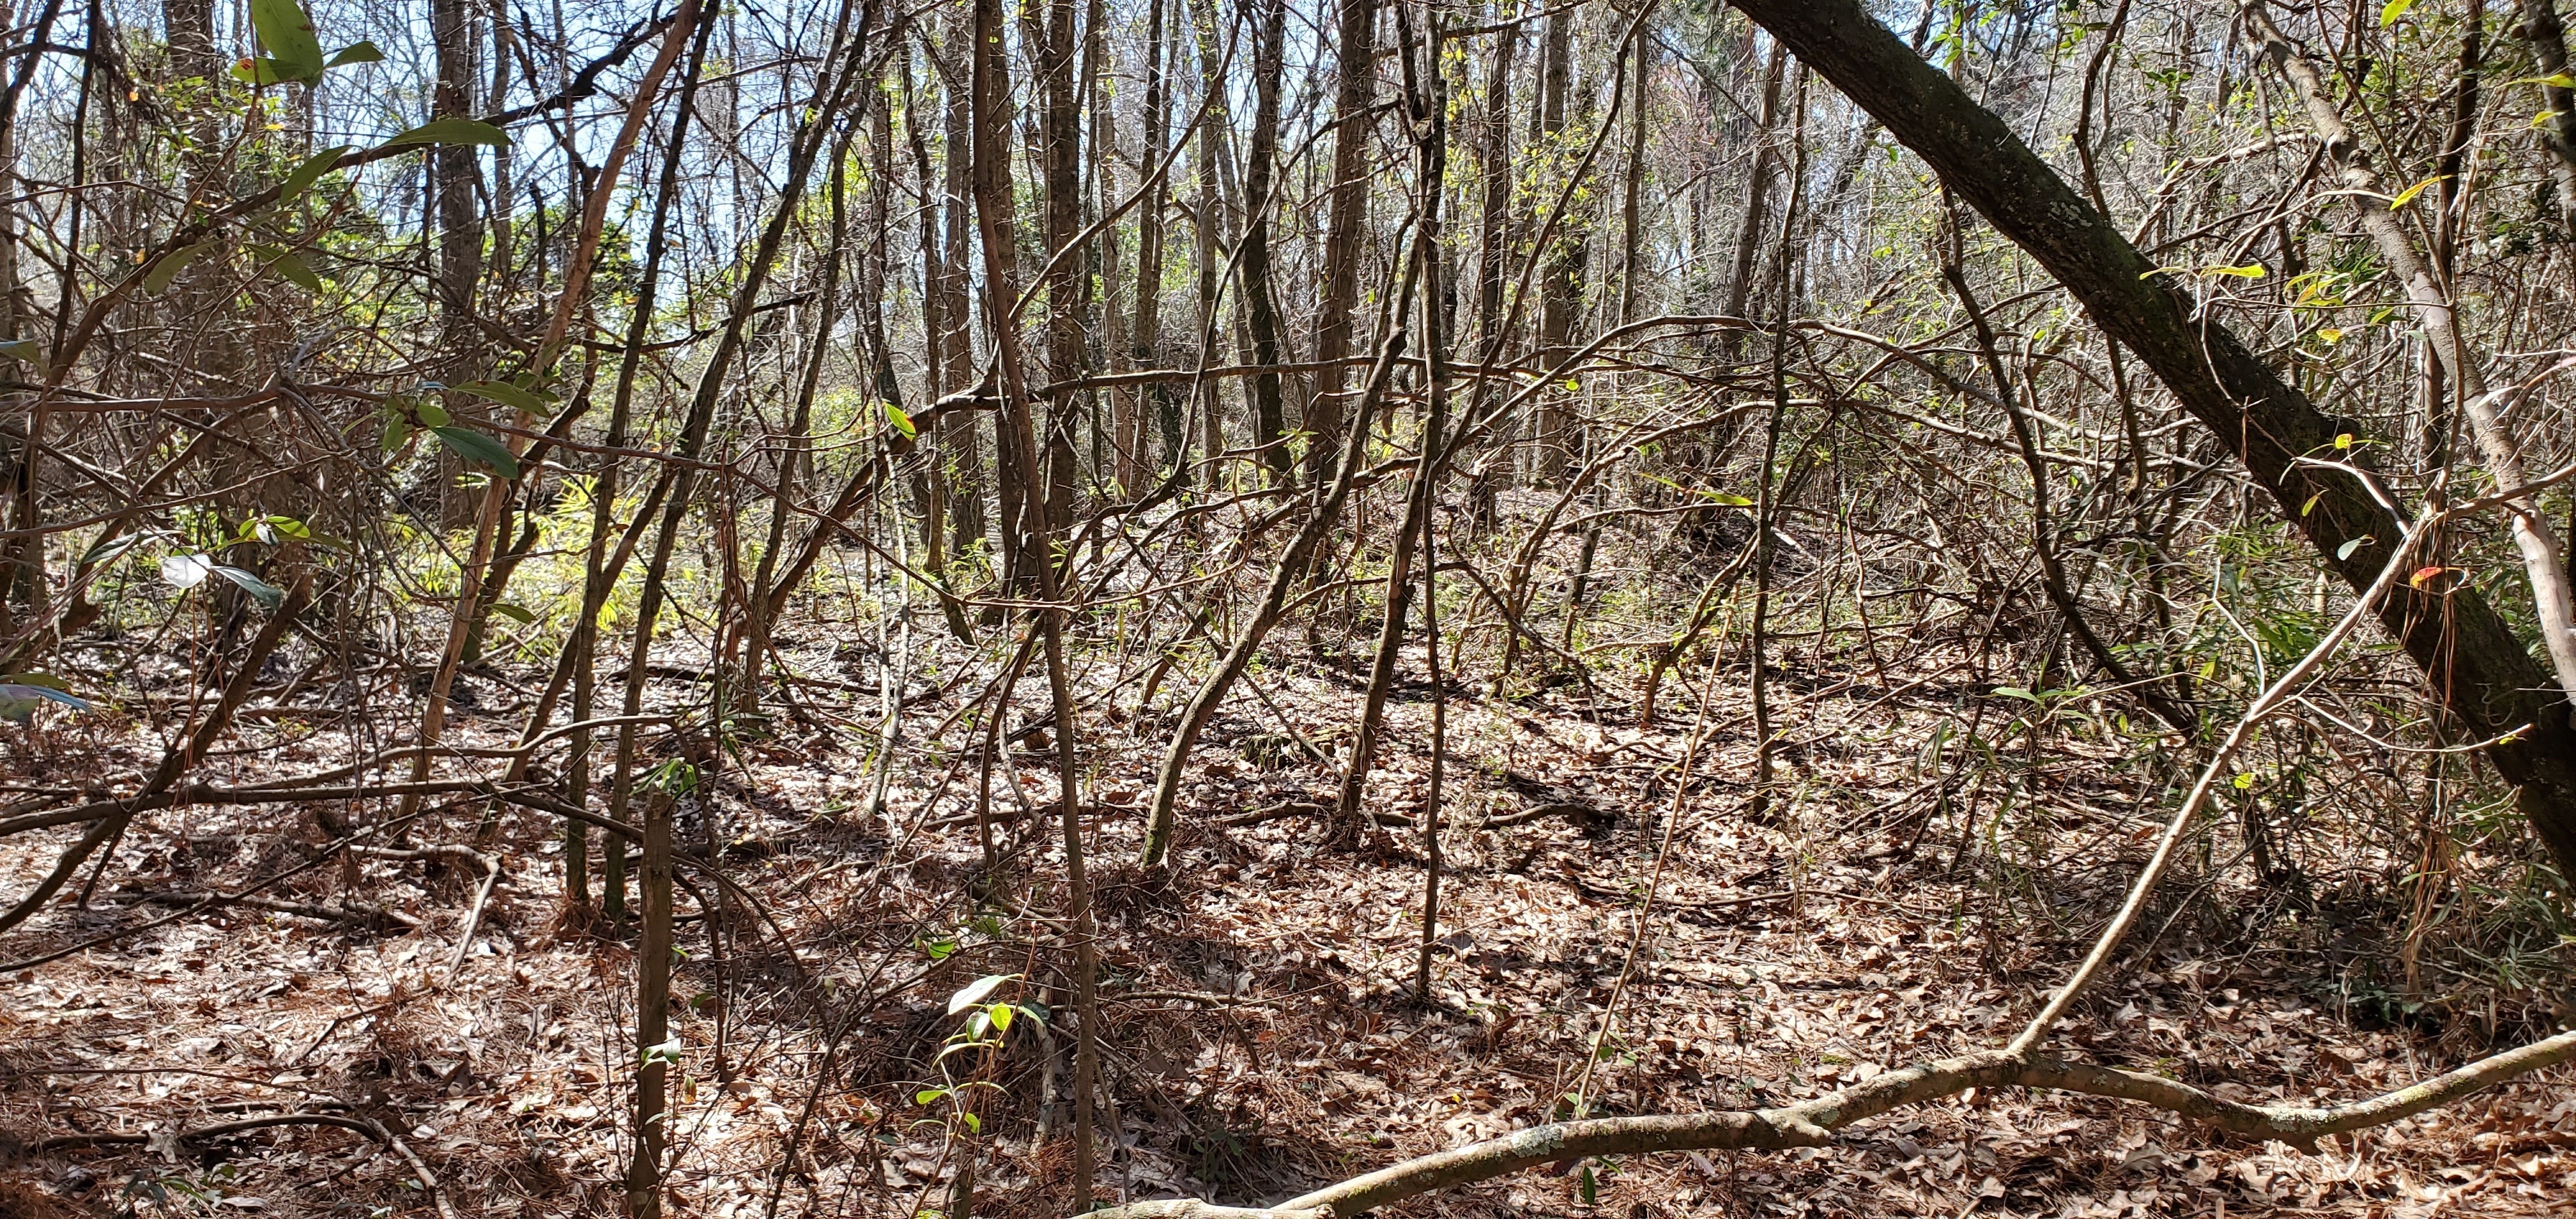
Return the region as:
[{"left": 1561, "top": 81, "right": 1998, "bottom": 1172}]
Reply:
[{"left": 1722, "top": 0, "right": 2576, "bottom": 882}]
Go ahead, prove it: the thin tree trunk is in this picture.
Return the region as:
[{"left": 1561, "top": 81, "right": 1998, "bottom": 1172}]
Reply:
[
  {"left": 610, "top": 0, "right": 873, "bottom": 912},
  {"left": 1407, "top": 3, "right": 1451, "bottom": 1008},
  {"left": 1531, "top": 0, "right": 1582, "bottom": 484},
  {"left": 1238, "top": 0, "right": 1292, "bottom": 484},
  {"left": 624, "top": 787, "right": 675, "bottom": 1218},
  {"left": 1718, "top": 41, "right": 1784, "bottom": 364},
  {"left": 2516, "top": 0, "right": 2576, "bottom": 233},
  {"left": 1190, "top": 0, "right": 1230, "bottom": 486},
  {"left": 938, "top": 12, "right": 987, "bottom": 557},
  {"left": 1475, "top": 2, "right": 1519, "bottom": 351},
  {"left": 1041, "top": 0, "right": 1084, "bottom": 540},
  {"left": 1134, "top": 0, "right": 1176, "bottom": 479},
  {"left": 1308, "top": 0, "right": 1379, "bottom": 485}
]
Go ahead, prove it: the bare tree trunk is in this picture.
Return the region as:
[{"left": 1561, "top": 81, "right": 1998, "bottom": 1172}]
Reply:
[
  {"left": 980, "top": 0, "right": 1039, "bottom": 594},
  {"left": 1040, "top": 0, "right": 1084, "bottom": 540},
  {"left": 1308, "top": 0, "right": 1379, "bottom": 485},
  {"left": 1337, "top": 3, "right": 1445, "bottom": 843},
  {"left": 2517, "top": 1, "right": 2576, "bottom": 233},
  {"left": 1474, "top": 2, "right": 1519, "bottom": 351},
  {"left": 1717, "top": 40, "right": 1785, "bottom": 363},
  {"left": 902, "top": 43, "right": 975, "bottom": 641},
  {"left": 1133, "top": 0, "right": 1176, "bottom": 479},
  {"left": 569, "top": 13, "right": 717, "bottom": 912},
  {"left": 433, "top": 0, "right": 485, "bottom": 475},
  {"left": 624, "top": 788, "right": 675, "bottom": 1219},
  {"left": 1530, "top": 0, "right": 1582, "bottom": 484},
  {"left": 1238, "top": 0, "right": 1292, "bottom": 485},
  {"left": 1190, "top": 0, "right": 1230, "bottom": 486},
  {"left": 937, "top": 12, "right": 987, "bottom": 558}
]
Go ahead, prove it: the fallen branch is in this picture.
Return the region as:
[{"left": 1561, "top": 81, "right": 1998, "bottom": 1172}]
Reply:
[
  {"left": 121, "top": 890, "right": 415, "bottom": 931},
  {"left": 351, "top": 844, "right": 500, "bottom": 981},
  {"left": 1480, "top": 801, "right": 1611, "bottom": 829},
  {"left": 31, "top": 1110, "right": 389, "bottom": 1154},
  {"left": 1085, "top": 1034, "right": 2576, "bottom": 1219}
]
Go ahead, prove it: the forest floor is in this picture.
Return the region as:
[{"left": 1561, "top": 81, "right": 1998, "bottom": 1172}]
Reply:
[{"left": 1, "top": 597, "right": 2572, "bottom": 1219}]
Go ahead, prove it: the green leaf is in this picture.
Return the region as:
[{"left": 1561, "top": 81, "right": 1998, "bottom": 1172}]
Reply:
[
  {"left": 959, "top": 1111, "right": 981, "bottom": 1134},
  {"left": 452, "top": 379, "right": 544, "bottom": 413},
  {"left": 325, "top": 40, "right": 384, "bottom": 68},
  {"left": 0, "top": 337, "right": 42, "bottom": 366},
  {"left": 252, "top": 245, "right": 322, "bottom": 291},
  {"left": 947, "top": 974, "right": 1013, "bottom": 1015},
  {"left": 641, "top": 1038, "right": 684, "bottom": 1067},
  {"left": 161, "top": 553, "right": 216, "bottom": 589},
  {"left": 380, "top": 414, "right": 413, "bottom": 452},
  {"left": 379, "top": 118, "right": 510, "bottom": 149},
  {"left": 82, "top": 531, "right": 146, "bottom": 569},
  {"left": 1579, "top": 1166, "right": 1597, "bottom": 1206},
  {"left": 0, "top": 683, "right": 90, "bottom": 724},
  {"left": 1991, "top": 686, "right": 2037, "bottom": 702},
  {"left": 986, "top": 1002, "right": 1014, "bottom": 1033},
  {"left": 1, "top": 672, "right": 73, "bottom": 693},
  {"left": 883, "top": 399, "right": 917, "bottom": 440},
  {"left": 2379, "top": 0, "right": 2416, "bottom": 27},
  {"left": 414, "top": 399, "right": 452, "bottom": 428},
  {"left": 2202, "top": 263, "right": 2267, "bottom": 279},
  {"left": 231, "top": 57, "right": 296, "bottom": 86},
  {"left": 277, "top": 146, "right": 352, "bottom": 203},
  {"left": 2515, "top": 72, "right": 2576, "bottom": 89},
  {"left": 211, "top": 565, "right": 286, "bottom": 608},
  {"left": 2386, "top": 174, "right": 2446, "bottom": 210},
  {"left": 247, "top": 0, "right": 325, "bottom": 81},
  {"left": 143, "top": 241, "right": 217, "bottom": 295},
  {"left": 431, "top": 425, "right": 521, "bottom": 479},
  {"left": 2337, "top": 536, "right": 2372, "bottom": 561},
  {"left": 486, "top": 603, "right": 537, "bottom": 624},
  {"left": 915, "top": 1088, "right": 948, "bottom": 1106}
]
